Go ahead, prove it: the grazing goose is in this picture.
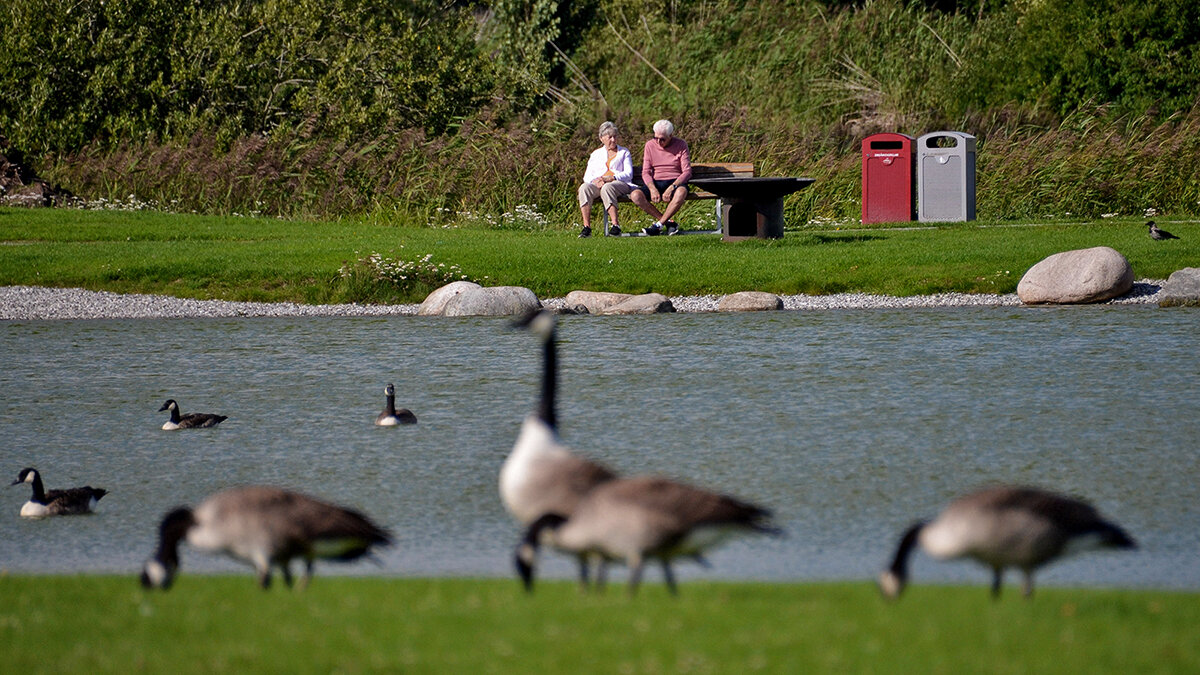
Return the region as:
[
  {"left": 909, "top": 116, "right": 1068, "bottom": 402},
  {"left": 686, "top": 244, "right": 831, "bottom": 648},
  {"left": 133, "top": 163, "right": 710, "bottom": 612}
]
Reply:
[
  {"left": 375, "top": 383, "right": 417, "bottom": 426},
  {"left": 500, "top": 311, "right": 617, "bottom": 527},
  {"left": 1147, "top": 221, "right": 1179, "bottom": 240},
  {"left": 11, "top": 467, "right": 107, "bottom": 517},
  {"left": 140, "top": 485, "right": 391, "bottom": 591},
  {"left": 878, "top": 485, "right": 1136, "bottom": 600},
  {"left": 158, "top": 399, "right": 227, "bottom": 430},
  {"left": 515, "top": 474, "right": 781, "bottom": 596}
]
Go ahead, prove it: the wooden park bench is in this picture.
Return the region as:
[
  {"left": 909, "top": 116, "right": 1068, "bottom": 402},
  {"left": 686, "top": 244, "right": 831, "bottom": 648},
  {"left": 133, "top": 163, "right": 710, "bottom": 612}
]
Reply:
[{"left": 602, "top": 162, "right": 754, "bottom": 234}]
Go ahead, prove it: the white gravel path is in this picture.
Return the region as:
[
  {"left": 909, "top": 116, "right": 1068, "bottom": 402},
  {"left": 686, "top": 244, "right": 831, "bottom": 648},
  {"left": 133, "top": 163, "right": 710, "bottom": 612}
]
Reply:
[{"left": 0, "top": 282, "right": 1165, "bottom": 321}]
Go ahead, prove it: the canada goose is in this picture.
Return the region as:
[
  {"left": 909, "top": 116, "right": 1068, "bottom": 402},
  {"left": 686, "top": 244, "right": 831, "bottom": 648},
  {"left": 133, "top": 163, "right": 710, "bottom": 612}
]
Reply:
[
  {"left": 10, "top": 467, "right": 107, "bottom": 517},
  {"left": 878, "top": 485, "right": 1136, "bottom": 600},
  {"left": 158, "top": 399, "right": 227, "bottom": 430},
  {"left": 500, "top": 311, "right": 617, "bottom": 527},
  {"left": 1147, "top": 221, "right": 1179, "bottom": 240},
  {"left": 140, "top": 485, "right": 391, "bottom": 590},
  {"left": 515, "top": 475, "right": 781, "bottom": 596},
  {"left": 375, "top": 383, "right": 417, "bottom": 425}
]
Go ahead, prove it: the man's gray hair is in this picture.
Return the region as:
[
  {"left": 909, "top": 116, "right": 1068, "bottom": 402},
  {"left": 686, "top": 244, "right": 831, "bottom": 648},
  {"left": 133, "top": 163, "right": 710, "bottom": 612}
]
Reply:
[
  {"left": 598, "top": 121, "right": 618, "bottom": 139},
  {"left": 652, "top": 119, "right": 675, "bottom": 137}
]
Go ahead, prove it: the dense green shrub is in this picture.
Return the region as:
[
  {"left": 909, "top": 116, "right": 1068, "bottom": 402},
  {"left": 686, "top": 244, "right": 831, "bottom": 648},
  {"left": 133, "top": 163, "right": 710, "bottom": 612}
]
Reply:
[{"left": 0, "top": 0, "right": 497, "bottom": 153}]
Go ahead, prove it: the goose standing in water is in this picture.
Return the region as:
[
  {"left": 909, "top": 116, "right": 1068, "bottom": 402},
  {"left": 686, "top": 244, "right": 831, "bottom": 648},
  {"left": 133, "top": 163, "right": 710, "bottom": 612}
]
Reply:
[
  {"left": 878, "top": 485, "right": 1136, "bottom": 600},
  {"left": 140, "top": 485, "right": 391, "bottom": 590},
  {"left": 11, "top": 467, "right": 107, "bottom": 517},
  {"left": 515, "top": 475, "right": 781, "bottom": 596},
  {"left": 500, "top": 311, "right": 617, "bottom": 526},
  {"left": 158, "top": 399, "right": 227, "bottom": 430},
  {"left": 375, "top": 383, "right": 417, "bottom": 425}
]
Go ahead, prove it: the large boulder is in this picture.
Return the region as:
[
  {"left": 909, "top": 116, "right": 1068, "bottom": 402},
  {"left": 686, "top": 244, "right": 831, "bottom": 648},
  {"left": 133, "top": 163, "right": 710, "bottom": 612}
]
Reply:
[
  {"left": 564, "top": 290, "right": 633, "bottom": 314},
  {"left": 442, "top": 285, "right": 541, "bottom": 317},
  {"left": 718, "top": 291, "right": 783, "bottom": 312},
  {"left": 1017, "top": 247, "right": 1134, "bottom": 304},
  {"left": 599, "top": 293, "right": 675, "bottom": 315},
  {"left": 418, "top": 281, "right": 481, "bottom": 316},
  {"left": 1159, "top": 267, "right": 1200, "bottom": 307}
]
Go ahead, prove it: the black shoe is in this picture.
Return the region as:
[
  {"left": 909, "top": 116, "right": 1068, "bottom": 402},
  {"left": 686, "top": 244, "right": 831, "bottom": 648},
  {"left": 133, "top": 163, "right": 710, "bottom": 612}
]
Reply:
[
  {"left": 642, "top": 224, "right": 662, "bottom": 236},
  {"left": 578, "top": 226, "right": 592, "bottom": 238},
  {"left": 608, "top": 225, "right": 622, "bottom": 236},
  {"left": 665, "top": 221, "right": 680, "bottom": 236}
]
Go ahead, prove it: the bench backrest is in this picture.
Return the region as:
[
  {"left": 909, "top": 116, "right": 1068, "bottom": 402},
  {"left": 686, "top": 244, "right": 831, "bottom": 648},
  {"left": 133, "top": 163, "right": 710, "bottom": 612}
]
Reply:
[{"left": 632, "top": 162, "right": 755, "bottom": 199}]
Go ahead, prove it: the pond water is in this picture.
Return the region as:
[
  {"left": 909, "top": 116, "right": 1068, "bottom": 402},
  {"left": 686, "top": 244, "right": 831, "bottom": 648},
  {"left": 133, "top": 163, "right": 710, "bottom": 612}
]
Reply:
[{"left": 3, "top": 307, "right": 1198, "bottom": 591}]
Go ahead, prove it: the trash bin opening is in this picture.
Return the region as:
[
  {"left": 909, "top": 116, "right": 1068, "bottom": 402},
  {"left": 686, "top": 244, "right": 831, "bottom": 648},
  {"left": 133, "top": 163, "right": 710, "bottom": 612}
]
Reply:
[
  {"left": 869, "top": 140, "right": 905, "bottom": 150},
  {"left": 924, "top": 135, "right": 959, "bottom": 148},
  {"left": 727, "top": 202, "right": 757, "bottom": 238}
]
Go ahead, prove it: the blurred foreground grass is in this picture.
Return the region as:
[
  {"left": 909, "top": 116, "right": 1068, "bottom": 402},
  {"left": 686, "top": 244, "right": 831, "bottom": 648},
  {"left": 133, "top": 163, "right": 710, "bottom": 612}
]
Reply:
[{"left": 2, "top": 575, "right": 1197, "bottom": 673}]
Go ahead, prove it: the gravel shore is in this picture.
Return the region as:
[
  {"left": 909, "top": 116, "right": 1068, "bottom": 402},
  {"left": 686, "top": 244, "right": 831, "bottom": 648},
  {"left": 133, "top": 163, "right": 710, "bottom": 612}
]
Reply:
[{"left": 0, "top": 282, "right": 1165, "bottom": 321}]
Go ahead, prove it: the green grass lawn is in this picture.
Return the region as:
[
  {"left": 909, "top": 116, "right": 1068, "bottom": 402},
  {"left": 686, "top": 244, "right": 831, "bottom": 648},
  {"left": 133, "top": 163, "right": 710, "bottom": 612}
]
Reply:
[
  {"left": 2, "top": 576, "right": 1197, "bottom": 673},
  {"left": 1, "top": 208, "right": 1196, "bottom": 304}
]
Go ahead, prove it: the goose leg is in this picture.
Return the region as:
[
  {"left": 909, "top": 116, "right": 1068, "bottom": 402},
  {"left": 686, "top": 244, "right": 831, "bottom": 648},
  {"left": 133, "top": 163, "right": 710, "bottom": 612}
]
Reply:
[
  {"left": 594, "top": 557, "right": 608, "bottom": 594},
  {"left": 1021, "top": 570, "right": 1034, "bottom": 599},
  {"left": 990, "top": 567, "right": 1003, "bottom": 599},
  {"left": 298, "top": 558, "right": 315, "bottom": 591},
  {"left": 660, "top": 559, "right": 678, "bottom": 596},
  {"left": 281, "top": 561, "right": 295, "bottom": 588},
  {"left": 627, "top": 555, "right": 645, "bottom": 597},
  {"left": 576, "top": 554, "right": 590, "bottom": 592}
]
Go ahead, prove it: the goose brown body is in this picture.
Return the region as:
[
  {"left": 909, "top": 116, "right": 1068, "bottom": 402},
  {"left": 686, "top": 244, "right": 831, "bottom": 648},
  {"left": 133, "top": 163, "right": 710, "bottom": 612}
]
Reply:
[
  {"left": 879, "top": 485, "right": 1136, "bottom": 599},
  {"left": 516, "top": 475, "right": 780, "bottom": 595},
  {"left": 11, "top": 467, "right": 107, "bottom": 517},
  {"left": 141, "top": 485, "right": 391, "bottom": 590},
  {"left": 158, "top": 399, "right": 227, "bottom": 430}
]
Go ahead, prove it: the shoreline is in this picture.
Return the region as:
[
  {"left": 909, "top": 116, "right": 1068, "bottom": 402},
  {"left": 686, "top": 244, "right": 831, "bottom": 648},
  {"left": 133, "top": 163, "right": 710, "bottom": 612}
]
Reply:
[{"left": 0, "top": 282, "right": 1166, "bottom": 321}]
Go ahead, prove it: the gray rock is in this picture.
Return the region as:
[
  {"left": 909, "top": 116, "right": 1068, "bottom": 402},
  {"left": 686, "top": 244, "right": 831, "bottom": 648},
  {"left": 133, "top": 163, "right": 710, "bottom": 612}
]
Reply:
[
  {"left": 1159, "top": 267, "right": 1200, "bottom": 307},
  {"left": 442, "top": 285, "right": 541, "bottom": 317},
  {"left": 718, "top": 291, "right": 784, "bottom": 312},
  {"left": 1017, "top": 247, "right": 1134, "bottom": 304},
  {"left": 600, "top": 293, "right": 675, "bottom": 315},
  {"left": 564, "top": 290, "right": 634, "bottom": 314},
  {"left": 418, "top": 281, "right": 481, "bottom": 316}
]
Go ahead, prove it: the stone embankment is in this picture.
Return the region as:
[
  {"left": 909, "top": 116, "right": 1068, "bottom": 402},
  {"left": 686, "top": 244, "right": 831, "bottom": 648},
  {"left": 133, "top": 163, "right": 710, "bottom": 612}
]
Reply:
[{"left": 0, "top": 282, "right": 1169, "bottom": 321}]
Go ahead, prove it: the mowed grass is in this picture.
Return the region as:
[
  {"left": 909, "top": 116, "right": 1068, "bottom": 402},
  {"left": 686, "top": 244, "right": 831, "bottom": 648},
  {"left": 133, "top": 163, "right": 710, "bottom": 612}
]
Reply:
[
  {"left": 2, "top": 575, "right": 1197, "bottom": 673},
  {"left": 1, "top": 208, "right": 1197, "bottom": 303}
]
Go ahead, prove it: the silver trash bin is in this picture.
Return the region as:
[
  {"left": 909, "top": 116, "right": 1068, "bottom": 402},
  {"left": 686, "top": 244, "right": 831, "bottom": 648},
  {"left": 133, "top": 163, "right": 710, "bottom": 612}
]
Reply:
[{"left": 917, "top": 131, "right": 976, "bottom": 222}]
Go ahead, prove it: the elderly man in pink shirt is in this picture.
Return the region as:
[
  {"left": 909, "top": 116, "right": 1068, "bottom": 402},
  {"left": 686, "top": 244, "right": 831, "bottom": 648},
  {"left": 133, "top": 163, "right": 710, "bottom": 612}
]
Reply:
[{"left": 635, "top": 119, "right": 691, "bottom": 236}]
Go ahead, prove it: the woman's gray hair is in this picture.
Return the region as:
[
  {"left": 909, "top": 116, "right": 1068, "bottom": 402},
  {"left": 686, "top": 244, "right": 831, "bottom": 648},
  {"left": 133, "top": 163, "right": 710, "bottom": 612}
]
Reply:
[
  {"left": 652, "top": 119, "right": 674, "bottom": 137},
  {"left": 598, "top": 121, "right": 618, "bottom": 139}
]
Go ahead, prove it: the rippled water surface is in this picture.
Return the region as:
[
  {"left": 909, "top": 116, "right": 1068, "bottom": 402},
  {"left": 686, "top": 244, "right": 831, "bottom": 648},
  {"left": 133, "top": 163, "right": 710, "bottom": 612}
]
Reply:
[{"left": 3, "top": 307, "right": 1198, "bottom": 590}]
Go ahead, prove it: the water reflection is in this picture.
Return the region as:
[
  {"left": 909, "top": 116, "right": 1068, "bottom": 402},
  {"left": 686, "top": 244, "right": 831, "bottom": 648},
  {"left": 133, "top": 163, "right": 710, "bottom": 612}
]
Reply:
[{"left": 2, "top": 307, "right": 1198, "bottom": 589}]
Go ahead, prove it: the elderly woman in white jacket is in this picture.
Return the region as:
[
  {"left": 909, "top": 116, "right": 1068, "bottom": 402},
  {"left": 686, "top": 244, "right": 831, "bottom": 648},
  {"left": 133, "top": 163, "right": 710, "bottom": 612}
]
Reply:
[{"left": 577, "top": 121, "right": 636, "bottom": 237}]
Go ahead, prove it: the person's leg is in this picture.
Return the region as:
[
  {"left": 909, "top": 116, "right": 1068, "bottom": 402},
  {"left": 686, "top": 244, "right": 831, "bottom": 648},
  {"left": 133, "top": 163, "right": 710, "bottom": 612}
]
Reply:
[
  {"left": 658, "top": 186, "right": 689, "bottom": 223},
  {"left": 601, "top": 181, "right": 632, "bottom": 232},
  {"left": 628, "top": 186, "right": 663, "bottom": 221},
  {"left": 577, "top": 183, "right": 600, "bottom": 233}
]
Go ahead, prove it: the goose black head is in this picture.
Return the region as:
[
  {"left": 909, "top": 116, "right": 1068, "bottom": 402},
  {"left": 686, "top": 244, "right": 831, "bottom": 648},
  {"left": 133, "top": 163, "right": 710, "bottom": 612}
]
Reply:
[
  {"left": 11, "top": 467, "right": 39, "bottom": 486},
  {"left": 158, "top": 399, "right": 178, "bottom": 413}
]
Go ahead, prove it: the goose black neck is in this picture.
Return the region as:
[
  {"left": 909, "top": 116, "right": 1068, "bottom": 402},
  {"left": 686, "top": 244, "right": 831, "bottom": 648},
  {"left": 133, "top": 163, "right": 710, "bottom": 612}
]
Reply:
[
  {"left": 169, "top": 406, "right": 182, "bottom": 424},
  {"left": 537, "top": 327, "right": 557, "bottom": 430},
  {"left": 28, "top": 473, "right": 47, "bottom": 504},
  {"left": 524, "top": 512, "right": 568, "bottom": 549},
  {"left": 887, "top": 521, "right": 925, "bottom": 577},
  {"left": 156, "top": 507, "right": 195, "bottom": 567},
  {"left": 384, "top": 392, "right": 396, "bottom": 415}
]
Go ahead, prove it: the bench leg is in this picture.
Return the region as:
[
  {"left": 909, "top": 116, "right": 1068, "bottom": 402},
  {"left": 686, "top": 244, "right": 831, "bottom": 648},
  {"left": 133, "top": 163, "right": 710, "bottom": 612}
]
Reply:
[{"left": 714, "top": 198, "right": 724, "bottom": 233}]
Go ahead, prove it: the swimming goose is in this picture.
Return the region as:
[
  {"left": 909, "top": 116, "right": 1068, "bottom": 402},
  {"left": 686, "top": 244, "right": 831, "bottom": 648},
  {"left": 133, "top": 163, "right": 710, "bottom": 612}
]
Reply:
[
  {"left": 375, "top": 383, "right": 417, "bottom": 425},
  {"left": 11, "top": 467, "right": 107, "bottom": 517},
  {"left": 515, "top": 474, "right": 781, "bottom": 596},
  {"left": 500, "top": 311, "right": 617, "bottom": 527},
  {"left": 878, "top": 485, "right": 1136, "bottom": 600},
  {"left": 140, "top": 485, "right": 391, "bottom": 590},
  {"left": 158, "top": 399, "right": 227, "bottom": 430}
]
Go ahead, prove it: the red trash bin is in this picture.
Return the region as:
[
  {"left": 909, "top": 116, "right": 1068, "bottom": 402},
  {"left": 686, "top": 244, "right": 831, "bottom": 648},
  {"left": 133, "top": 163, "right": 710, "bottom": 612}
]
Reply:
[{"left": 861, "top": 133, "right": 915, "bottom": 223}]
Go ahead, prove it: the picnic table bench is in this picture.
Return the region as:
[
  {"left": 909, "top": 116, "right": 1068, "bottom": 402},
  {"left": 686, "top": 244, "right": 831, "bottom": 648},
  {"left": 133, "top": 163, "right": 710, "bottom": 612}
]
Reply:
[{"left": 602, "top": 162, "right": 755, "bottom": 234}]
